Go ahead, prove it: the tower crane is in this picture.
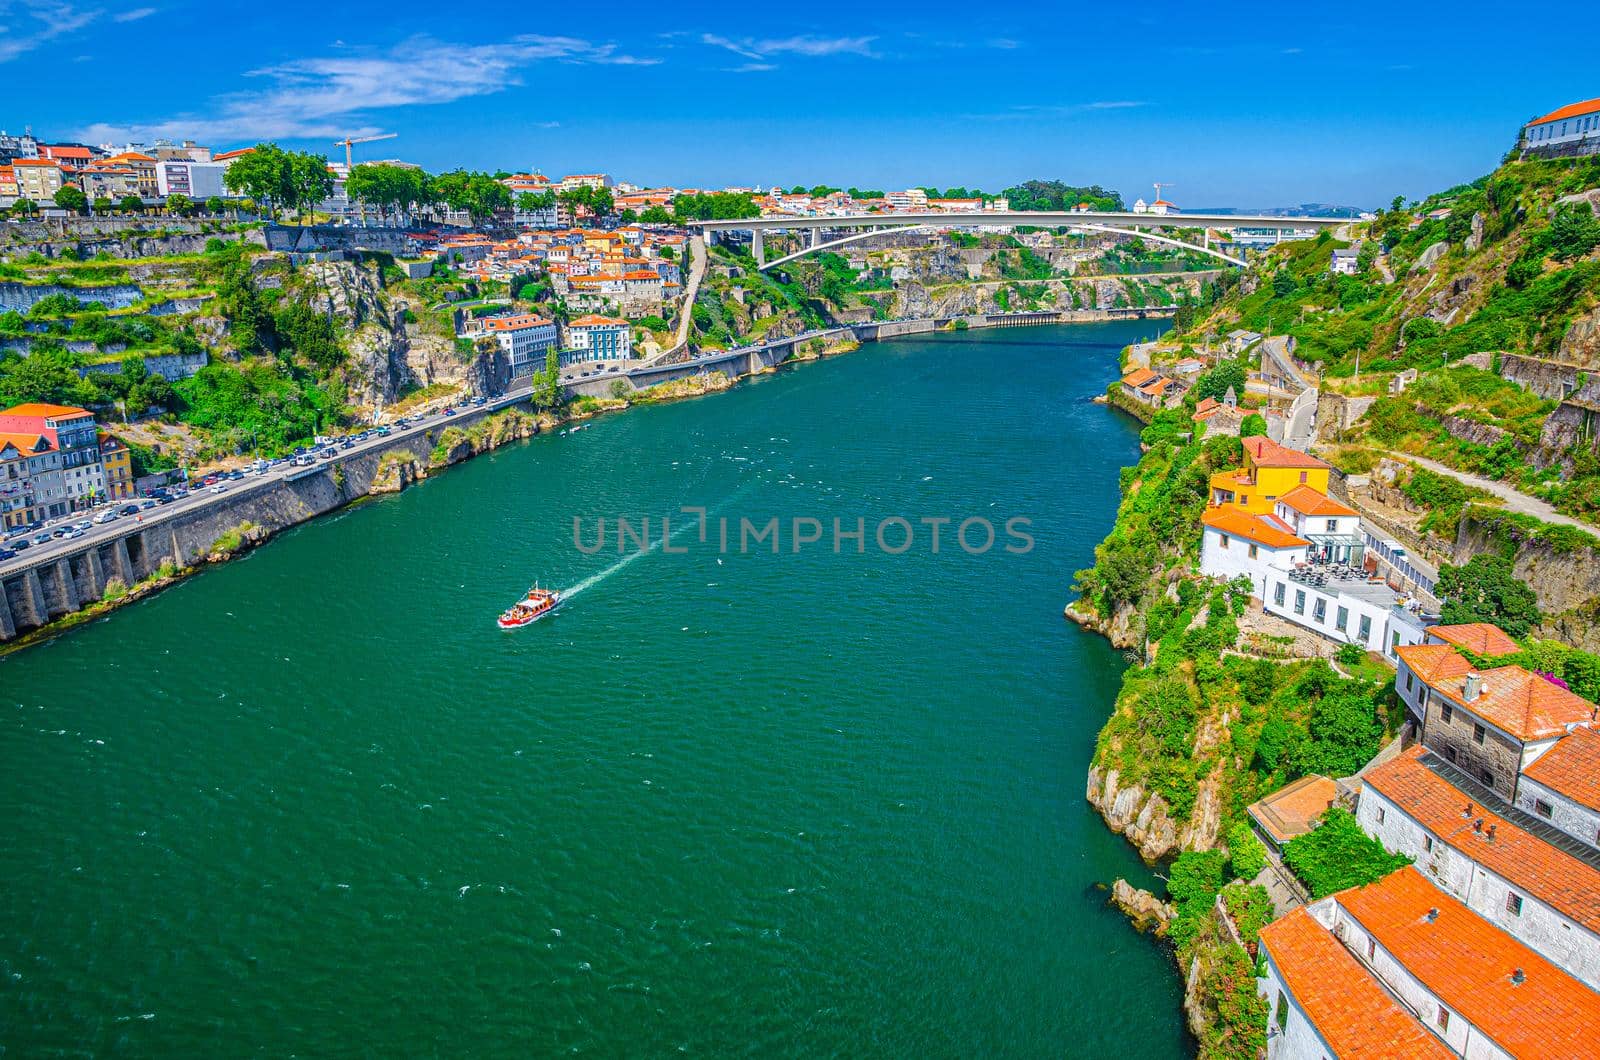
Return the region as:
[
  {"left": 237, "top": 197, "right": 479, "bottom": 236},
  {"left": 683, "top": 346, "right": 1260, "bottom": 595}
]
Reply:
[{"left": 333, "top": 132, "right": 397, "bottom": 169}]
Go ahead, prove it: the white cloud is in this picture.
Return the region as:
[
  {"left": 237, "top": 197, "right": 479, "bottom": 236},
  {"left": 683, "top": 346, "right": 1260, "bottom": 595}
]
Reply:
[
  {"left": 968, "top": 101, "right": 1149, "bottom": 121},
  {"left": 0, "top": 2, "right": 101, "bottom": 63},
  {"left": 113, "top": 6, "right": 156, "bottom": 21},
  {"left": 702, "top": 32, "right": 878, "bottom": 66},
  {"left": 724, "top": 62, "right": 777, "bottom": 74},
  {"left": 75, "top": 34, "right": 653, "bottom": 144}
]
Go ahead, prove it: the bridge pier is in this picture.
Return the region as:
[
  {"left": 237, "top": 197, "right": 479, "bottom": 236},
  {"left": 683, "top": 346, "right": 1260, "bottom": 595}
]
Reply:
[
  {"left": 75, "top": 548, "right": 107, "bottom": 600},
  {"left": 751, "top": 228, "right": 763, "bottom": 265},
  {"left": 810, "top": 227, "right": 821, "bottom": 248},
  {"left": 51, "top": 558, "right": 79, "bottom": 614},
  {"left": 0, "top": 582, "right": 14, "bottom": 640},
  {"left": 20, "top": 568, "right": 48, "bottom": 627},
  {"left": 104, "top": 537, "right": 135, "bottom": 588}
]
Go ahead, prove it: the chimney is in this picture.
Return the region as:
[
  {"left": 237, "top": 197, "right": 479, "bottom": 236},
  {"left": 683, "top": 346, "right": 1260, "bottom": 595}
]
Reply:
[
  {"left": 1474, "top": 818, "right": 1484, "bottom": 833},
  {"left": 1512, "top": 968, "right": 1526, "bottom": 985},
  {"left": 1487, "top": 824, "right": 1497, "bottom": 842},
  {"left": 1465, "top": 673, "right": 1482, "bottom": 700},
  {"left": 1427, "top": 908, "right": 1439, "bottom": 922},
  {"left": 1463, "top": 802, "right": 1474, "bottom": 818}
]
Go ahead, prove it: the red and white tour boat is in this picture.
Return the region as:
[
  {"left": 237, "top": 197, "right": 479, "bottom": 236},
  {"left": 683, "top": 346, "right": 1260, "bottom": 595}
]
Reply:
[{"left": 497, "top": 585, "right": 561, "bottom": 629}]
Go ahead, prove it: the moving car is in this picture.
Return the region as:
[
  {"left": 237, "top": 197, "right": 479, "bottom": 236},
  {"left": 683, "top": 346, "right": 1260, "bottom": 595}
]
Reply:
[
  {"left": 93, "top": 510, "right": 118, "bottom": 525},
  {"left": 211, "top": 483, "right": 228, "bottom": 494}
]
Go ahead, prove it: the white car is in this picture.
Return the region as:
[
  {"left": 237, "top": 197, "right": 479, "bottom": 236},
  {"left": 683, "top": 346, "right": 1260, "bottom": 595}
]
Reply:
[
  {"left": 211, "top": 484, "right": 228, "bottom": 494},
  {"left": 92, "top": 510, "right": 118, "bottom": 524}
]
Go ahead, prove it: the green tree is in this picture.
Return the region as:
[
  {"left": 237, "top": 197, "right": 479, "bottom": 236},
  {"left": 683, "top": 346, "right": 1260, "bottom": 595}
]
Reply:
[
  {"left": 223, "top": 144, "right": 294, "bottom": 219},
  {"left": 1226, "top": 822, "right": 1267, "bottom": 881},
  {"left": 12, "top": 197, "right": 37, "bottom": 217},
  {"left": 93, "top": 196, "right": 115, "bottom": 214},
  {"left": 1546, "top": 202, "right": 1600, "bottom": 262},
  {"left": 533, "top": 347, "right": 562, "bottom": 408},
  {"left": 205, "top": 195, "right": 226, "bottom": 216},
  {"left": 639, "top": 204, "right": 673, "bottom": 224},
  {"left": 1193, "top": 359, "right": 1248, "bottom": 403},
  {"left": 1437, "top": 554, "right": 1542, "bottom": 637},
  {"left": 54, "top": 185, "right": 89, "bottom": 214},
  {"left": 1282, "top": 808, "right": 1410, "bottom": 898},
  {"left": 119, "top": 194, "right": 144, "bottom": 215},
  {"left": 288, "top": 152, "right": 334, "bottom": 223},
  {"left": 165, "top": 193, "right": 193, "bottom": 217},
  {"left": 1239, "top": 413, "right": 1267, "bottom": 437}
]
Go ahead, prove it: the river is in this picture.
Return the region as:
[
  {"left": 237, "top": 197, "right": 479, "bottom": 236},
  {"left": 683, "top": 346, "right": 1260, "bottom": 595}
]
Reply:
[{"left": 0, "top": 322, "right": 1187, "bottom": 1057}]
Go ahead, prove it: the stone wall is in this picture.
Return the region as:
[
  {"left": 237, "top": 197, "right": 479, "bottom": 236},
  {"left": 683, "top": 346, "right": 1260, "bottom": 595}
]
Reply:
[{"left": 0, "top": 281, "right": 145, "bottom": 312}]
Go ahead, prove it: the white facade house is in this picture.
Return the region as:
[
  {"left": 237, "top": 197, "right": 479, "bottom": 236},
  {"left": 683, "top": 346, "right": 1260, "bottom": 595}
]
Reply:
[
  {"left": 1330, "top": 246, "right": 1360, "bottom": 275},
  {"left": 1522, "top": 97, "right": 1600, "bottom": 158},
  {"left": 1200, "top": 505, "right": 1308, "bottom": 591},
  {"left": 474, "top": 314, "right": 558, "bottom": 377},
  {"left": 561, "top": 315, "right": 633, "bottom": 365},
  {"left": 1357, "top": 747, "right": 1600, "bottom": 990},
  {"left": 155, "top": 160, "right": 228, "bottom": 199},
  {"left": 1514, "top": 725, "right": 1600, "bottom": 851}
]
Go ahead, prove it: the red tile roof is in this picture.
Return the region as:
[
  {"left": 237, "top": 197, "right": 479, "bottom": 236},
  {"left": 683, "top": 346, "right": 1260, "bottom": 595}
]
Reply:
[
  {"left": 1425, "top": 623, "right": 1520, "bottom": 658},
  {"left": 1246, "top": 774, "right": 1339, "bottom": 845},
  {"left": 1364, "top": 747, "right": 1600, "bottom": 932},
  {"left": 1276, "top": 484, "right": 1356, "bottom": 517},
  {"left": 1429, "top": 664, "right": 1595, "bottom": 742},
  {"left": 1396, "top": 643, "right": 1475, "bottom": 686},
  {"left": 1243, "top": 435, "right": 1330, "bottom": 470},
  {"left": 1529, "top": 98, "right": 1600, "bottom": 126},
  {"left": 1202, "top": 505, "right": 1308, "bottom": 550},
  {"left": 1258, "top": 908, "right": 1451, "bottom": 1059},
  {"left": 1120, "top": 367, "right": 1158, "bottom": 387},
  {"left": 0, "top": 431, "right": 54, "bottom": 456},
  {"left": 1336, "top": 866, "right": 1600, "bottom": 1058},
  {"left": 1522, "top": 726, "right": 1600, "bottom": 812},
  {"left": 0, "top": 402, "right": 92, "bottom": 419},
  {"left": 567, "top": 314, "right": 628, "bottom": 327}
]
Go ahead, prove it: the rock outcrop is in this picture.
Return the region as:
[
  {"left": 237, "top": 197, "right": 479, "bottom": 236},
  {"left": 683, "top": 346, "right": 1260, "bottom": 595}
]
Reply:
[{"left": 1110, "top": 879, "right": 1174, "bottom": 934}]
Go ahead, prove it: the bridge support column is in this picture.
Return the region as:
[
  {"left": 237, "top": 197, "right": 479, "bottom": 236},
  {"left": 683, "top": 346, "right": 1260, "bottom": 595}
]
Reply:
[
  {"left": 810, "top": 227, "right": 820, "bottom": 248},
  {"left": 53, "top": 559, "right": 79, "bottom": 613},
  {"left": 21, "top": 568, "right": 48, "bottom": 626},
  {"left": 0, "top": 581, "right": 14, "bottom": 640},
  {"left": 751, "top": 228, "right": 763, "bottom": 265},
  {"left": 107, "top": 538, "right": 135, "bottom": 588}
]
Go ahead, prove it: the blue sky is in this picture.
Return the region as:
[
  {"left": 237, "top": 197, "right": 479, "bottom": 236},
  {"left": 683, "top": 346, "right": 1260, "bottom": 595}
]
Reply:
[{"left": 2, "top": 0, "right": 1593, "bottom": 207}]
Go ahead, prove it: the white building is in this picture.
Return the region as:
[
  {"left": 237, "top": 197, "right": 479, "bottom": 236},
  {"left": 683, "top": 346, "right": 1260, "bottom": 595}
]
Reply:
[
  {"left": 1331, "top": 246, "right": 1360, "bottom": 275},
  {"left": 473, "top": 314, "right": 558, "bottom": 377},
  {"left": 885, "top": 188, "right": 930, "bottom": 211},
  {"left": 1514, "top": 725, "right": 1600, "bottom": 852},
  {"left": 1522, "top": 97, "right": 1600, "bottom": 159},
  {"left": 1260, "top": 865, "right": 1600, "bottom": 1059},
  {"left": 561, "top": 315, "right": 632, "bottom": 365},
  {"left": 1357, "top": 746, "right": 1600, "bottom": 990},
  {"left": 155, "top": 159, "right": 228, "bottom": 200}
]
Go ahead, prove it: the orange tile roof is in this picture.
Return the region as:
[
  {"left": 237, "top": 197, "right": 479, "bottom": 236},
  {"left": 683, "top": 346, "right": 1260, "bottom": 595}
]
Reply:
[
  {"left": 1522, "top": 726, "right": 1600, "bottom": 812},
  {"left": 1247, "top": 774, "right": 1339, "bottom": 845},
  {"left": 1202, "top": 505, "right": 1308, "bottom": 550},
  {"left": 1530, "top": 98, "right": 1600, "bottom": 126},
  {"left": 1364, "top": 747, "right": 1600, "bottom": 932},
  {"left": 1120, "top": 367, "right": 1158, "bottom": 387},
  {"left": 11, "top": 158, "right": 62, "bottom": 168},
  {"left": 1426, "top": 623, "right": 1520, "bottom": 658},
  {"left": 1428, "top": 664, "right": 1595, "bottom": 742},
  {"left": 0, "top": 431, "right": 54, "bottom": 455},
  {"left": 1138, "top": 377, "right": 1175, "bottom": 396},
  {"left": 1396, "top": 642, "right": 1475, "bottom": 686},
  {"left": 481, "top": 314, "right": 552, "bottom": 331},
  {"left": 1258, "top": 908, "right": 1451, "bottom": 1059},
  {"left": 1, "top": 402, "right": 92, "bottom": 418},
  {"left": 1276, "top": 484, "right": 1357, "bottom": 517},
  {"left": 1336, "top": 866, "right": 1600, "bottom": 1058},
  {"left": 568, "top": 314, "right": 628, "bottom": 327},
  {"left": 1243, "top": 435, "right": 1330, "bottom": 469}
]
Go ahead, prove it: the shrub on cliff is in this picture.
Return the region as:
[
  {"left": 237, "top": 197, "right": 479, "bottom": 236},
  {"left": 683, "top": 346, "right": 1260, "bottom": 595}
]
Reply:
[
  {"left": 1282, "top": 808, "right": 1410, "bottom": 899},
  {"left": 1436, "top": 554, "right": 1542, "bottom": 637},
  {"left": 1225, "top": 823, "right": 1266, "bottom": 881}
]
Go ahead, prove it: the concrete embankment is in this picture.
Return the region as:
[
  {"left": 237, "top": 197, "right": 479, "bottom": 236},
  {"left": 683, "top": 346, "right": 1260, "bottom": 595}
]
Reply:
[{"left": 0, "top": 402, "right": 533, "bottom": 648}]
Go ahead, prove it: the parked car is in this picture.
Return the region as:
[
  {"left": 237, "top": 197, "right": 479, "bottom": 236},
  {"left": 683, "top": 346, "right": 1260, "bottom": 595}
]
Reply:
[
  {"left": 138, "top": 499, "right": 158, "bottom": 510},
  {"left": 0, "top": 547, "right": 16, "bottom": 560},
  {"left": 93, "top": 510, "right": 118, "bottom": 525},
  {"left": 472, "top": 396, "right": 486, "bottom": 407},
  {"left": 211, "top": 484, "right": 228, "bottom": 494},
  {"left": 442, "top": 407, "right": 456, "bottom": 416},
  {"left": 8, "top": 538, "right": 29, "bottom": 551},
  {"left": 118, "top": 504, "right": 140, "bottom": 517},
  {"left": 30, "top": 532, "right": 52, "bottom": 546},
  {"left": 71, "top": 520, "right": 91, "bottom": 532},
  {"left": 64, "top": 528, "right": 85, "bottom": 540}
]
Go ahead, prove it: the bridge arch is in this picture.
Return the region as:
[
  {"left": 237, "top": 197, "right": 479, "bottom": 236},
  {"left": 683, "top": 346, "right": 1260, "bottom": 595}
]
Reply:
[{"left": 751, "top": 219, "right": 1245, "bottom": 271}]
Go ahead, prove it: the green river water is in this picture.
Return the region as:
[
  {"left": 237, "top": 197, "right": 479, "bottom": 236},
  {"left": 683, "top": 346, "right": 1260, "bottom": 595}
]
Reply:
[{"left": 1, "top": 322, "right": 1188, "bottom": 1057}]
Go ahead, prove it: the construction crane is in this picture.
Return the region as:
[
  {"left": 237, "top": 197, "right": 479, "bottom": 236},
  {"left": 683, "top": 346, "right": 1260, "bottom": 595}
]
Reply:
[
  {"left": 1152, "top": 181, "right": 1175, "bottom": 204},
  {"left": 333, "top": 132, "right": 397, "bottom": 170}
]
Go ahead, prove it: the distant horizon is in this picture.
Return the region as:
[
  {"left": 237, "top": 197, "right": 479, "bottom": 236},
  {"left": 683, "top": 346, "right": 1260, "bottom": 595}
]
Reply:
[{"left": 3, "top": 0, "right": 1589, "bottom": 206}]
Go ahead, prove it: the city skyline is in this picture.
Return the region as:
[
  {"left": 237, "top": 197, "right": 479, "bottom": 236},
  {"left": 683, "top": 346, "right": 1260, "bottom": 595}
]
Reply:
[{"left": 3, "top": 0, "right": 1592, "bottom": 206}]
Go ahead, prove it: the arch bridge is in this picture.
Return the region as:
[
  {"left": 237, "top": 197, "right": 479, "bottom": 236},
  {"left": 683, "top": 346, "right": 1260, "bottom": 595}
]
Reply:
[{"left": 690, "top": 210, "right": 1346, "bottom": 271}]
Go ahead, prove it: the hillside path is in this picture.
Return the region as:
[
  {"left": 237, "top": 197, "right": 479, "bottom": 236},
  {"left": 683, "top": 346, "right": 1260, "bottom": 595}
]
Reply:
[{"left": 1371, "top": 449, "right": 1596, "bottom": 532}]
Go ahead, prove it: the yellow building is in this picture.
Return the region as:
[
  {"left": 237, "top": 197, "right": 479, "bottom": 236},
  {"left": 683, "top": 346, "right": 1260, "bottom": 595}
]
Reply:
[
  {"left": 98, "top": 433, "right": 135, "bottom": 500},
  {"left": 1209, "top": 435, "right": 1331, "bottom": 515}
]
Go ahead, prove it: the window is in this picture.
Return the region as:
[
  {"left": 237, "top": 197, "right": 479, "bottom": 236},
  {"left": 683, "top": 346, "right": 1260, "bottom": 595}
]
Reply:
[
  {"left": 1313, "top": 598, "right": 1326, "bottom": 623},
  {"left": 1406, "top": 671, "right": 1414, "bottom": 692},
  {"left": 1534, "top": 799, "right": 1553, "bottom": 819},
  {"left": 1441, "top": 703, "right": 1454, "bottom": 724},
  {"left": 1376, "top": 807, "right": 1386, "bottom": 824},
  {"left": 1219, "top": 533, "right": 1229, "bottom": 550},
  {"left": 1473, "top": 724, "right": 1486, "bottom": 745},
  {"left": 1336, "top": 606, "right": 1348, "bottom": 631},
  {"left": 1444, "top": 746, "right": 1459, "bottom": 763},
  {"left": 1276, "top": 992, "right": 1289, "bottom": 1032},
  {"left": 1325, "top": 519, "right": 1337, "bottom": 532},
  {"left": 1480, "top": 768, "right": 1494, "bottom": 786},
  {"left": 1424, "top": 835, "right": 1434, "bottom": 854},
  {"left": 1437, "top": 1009, "right": 1450, "bottom": 1032},
  {"left": 1274, "top": 583, "right": 1286, "bottom": 606},
  {"left": 1367, "top": 938, "right": 1376, "bottom": 960},
  {"left": 1358, "top": 615, "right": 1371, "bottom": 641},
  {"left": 1248, "top": 543, "right": 1258, "bottom": 559},
  {"left": 1299, "top": 472, "right": 1308, "bottom": 484},
  {"left": 1294, "top": 589, "right": 1306, "bottom": 615},
  {"left": 1506, "top": 892, "right": 1524, "bottom": 916}
]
